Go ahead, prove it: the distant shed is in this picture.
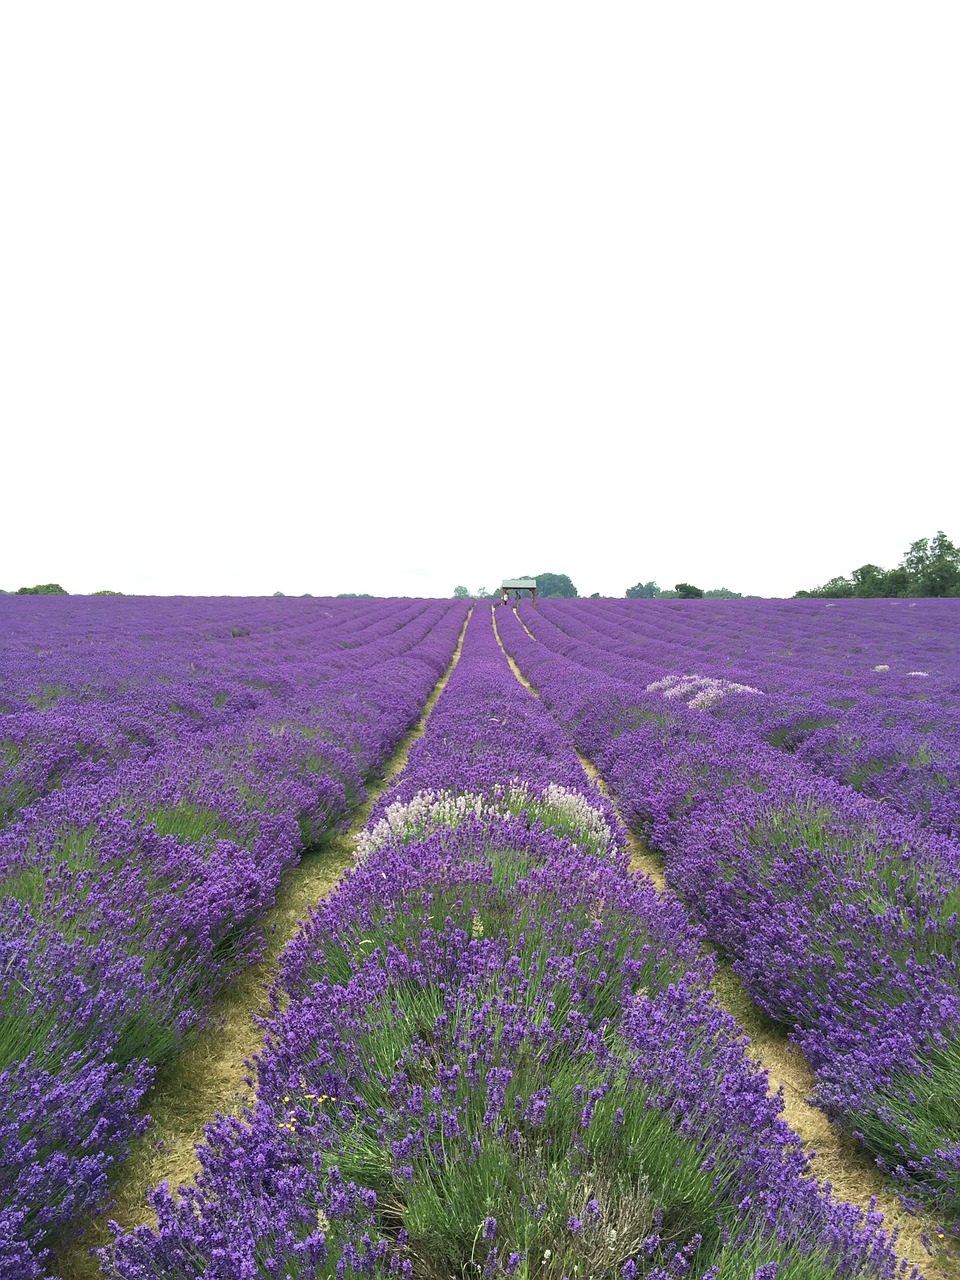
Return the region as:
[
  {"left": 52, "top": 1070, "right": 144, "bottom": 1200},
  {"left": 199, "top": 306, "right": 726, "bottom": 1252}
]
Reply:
[{"left": 501, "top": 578, "right": 537, "bottom": 607}]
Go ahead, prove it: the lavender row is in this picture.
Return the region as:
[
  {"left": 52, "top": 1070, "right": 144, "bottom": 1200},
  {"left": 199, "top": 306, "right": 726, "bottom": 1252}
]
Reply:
[
  {"left": 102, "top": 609, "right": 912, "bottom": 1280},
  {"left": 0, "top": 597, "right": 442, "bottom": 707},
  {"left": 497, "top": 603, "right": 960, "bottom": 1226},
  {"left": 537, "top": 599, "right": 960, "bottom": 710},
  {"left": 0, "top": 600, "right": 469, "bottom": 1278},
  {"left": 529, "top": 599, "right": 960, "bottom": 837},
  {"left": 0, "top": 597, "right": 449, "bottom": 828}
]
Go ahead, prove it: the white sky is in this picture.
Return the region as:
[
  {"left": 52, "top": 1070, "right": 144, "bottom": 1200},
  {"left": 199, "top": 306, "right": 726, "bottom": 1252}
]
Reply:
[{"left": 2, "top": 4, "right": 958, "bottom": 600}]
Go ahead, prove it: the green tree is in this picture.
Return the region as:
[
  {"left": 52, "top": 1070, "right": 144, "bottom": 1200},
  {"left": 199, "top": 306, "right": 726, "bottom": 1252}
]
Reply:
[
  {"left": 675, "top": 583, "right": 704, "bottom": 599},
  {"left": 626, "top": 581, "right": 659, "bottom": 599},
  {"left": 905, "top": 531, "right": 960, "bottom": 596},
  {"left": 453, "top": 585, "right": 471, "bottom": 599},
  {"left": 16, "top": 583, "right": 67, "bottom": 595},
  {"left": 795, "top": 531, "right": 960, "bottom": 598},
  {"left": 794, "top": 574, "right": 853, "bottom": 598},
  {"left": 884, "top": 566, "right": 911, "bottom": 596},
  {"left": 535, "top": 572, "right": 578, "bottom": 598},
  {"left": 851, "top": 564, "right": 891, "bottom": 598},
  {"left": 902, "top": 537, "right": 932, "bottom": 591},
  {"left": 821, "top": 576, "right": 854, "bottom": 598},
  {"left": 704, "top": 587, "right": 742, "bottom": 599}
]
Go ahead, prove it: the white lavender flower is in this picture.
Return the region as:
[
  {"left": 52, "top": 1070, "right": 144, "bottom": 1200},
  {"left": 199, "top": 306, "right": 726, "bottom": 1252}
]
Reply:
[
  {"left": 355, "top": 782, "right": 614, "bottom": 862},
  {"left": 646, "top": 673, "right": 760, "bottom": 710}
]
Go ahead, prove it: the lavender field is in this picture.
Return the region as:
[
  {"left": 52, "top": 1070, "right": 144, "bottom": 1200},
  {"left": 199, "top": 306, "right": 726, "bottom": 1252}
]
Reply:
[{"left": 2, "top": 595, "right": 959, "bottom": 1280}]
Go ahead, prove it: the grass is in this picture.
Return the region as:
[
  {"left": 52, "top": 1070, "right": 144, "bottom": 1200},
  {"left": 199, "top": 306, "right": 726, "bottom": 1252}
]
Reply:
[
  {"left": 852, "top": 1037, "right": 960, "bottom": 1213},
  {"left": 0, "top": 815, "right": 260, "bottom": 1082},
  {"left": 141, "top": 800, "right": 241, "bottom": 849},
  {"left": 745, "top": 798, "right": 960, "bottom": 962},
  {"left": 612, "top": 705, "right": 669, "bottom": 735},
  {"left": 27, "top": 682, "right": 70, "bottom": 709},
  {"left": 766, "top": 716, "right": 838, "bottom": 750},
  {"left": 712, "top": 796, "right": 960, "bottom": 1225},
  {"left": 0, "top": 739, "right": 41, "bottom": 824}
]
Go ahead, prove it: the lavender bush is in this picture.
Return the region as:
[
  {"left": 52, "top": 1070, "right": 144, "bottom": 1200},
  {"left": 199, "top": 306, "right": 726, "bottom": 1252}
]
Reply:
[
  {"left": 101, "top": 610, "right": 914, "bottom": 1280},
  {"left": 0, "top": 596, "right": 469, "bottom": 1275},
  {"left": 496, "top": 599, "right": 960, "bottom": 1224}
]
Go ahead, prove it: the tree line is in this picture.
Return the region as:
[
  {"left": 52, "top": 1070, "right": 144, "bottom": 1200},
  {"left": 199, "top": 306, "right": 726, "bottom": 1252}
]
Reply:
[
  {"left": 794, "top": 531, "right": 960, "bottom": 598},
  {"left": 625, "top": 582, "right": 742, "bottom": 599},
  {"left": 454, "top": 575, "right": 743, "bottom": 600},
  {"left": 1, "top": 585, "right": 125, "bottom": 595},
  {"left": 454, "top": 572, "right": 580, "bottom": 600}
]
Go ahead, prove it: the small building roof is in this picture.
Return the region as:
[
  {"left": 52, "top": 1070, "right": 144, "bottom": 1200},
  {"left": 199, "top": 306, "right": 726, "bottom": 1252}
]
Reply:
[{"left": 502, "top": 578, "right": 537, "bottom": 590}]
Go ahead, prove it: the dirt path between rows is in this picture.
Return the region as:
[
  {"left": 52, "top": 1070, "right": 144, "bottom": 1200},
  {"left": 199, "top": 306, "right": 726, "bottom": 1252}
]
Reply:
[
  {"left": 513, "top": 604, "right": 537, "bottom": 640},
  {"left": 57, "top": 609, "right": 473, "bottom": 1280},
  {"left": 490, "top": 605, "right": 954, "bottom": 1280}
]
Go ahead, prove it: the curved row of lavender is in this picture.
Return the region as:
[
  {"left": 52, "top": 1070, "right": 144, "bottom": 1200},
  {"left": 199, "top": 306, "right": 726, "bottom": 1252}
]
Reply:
[
  {"left": 496, "top": 601, "right": 960, "bottom": 1226},
  {"left": 102, "top": 608, "right": 914, "bottom": 1280},
  {"left": 0, "top": 597, "right": 469, "bottom": 1278},
  {"left": 0, "top": 597, "right": 459, "bottom": 829},
  {"left": 528, "top": 598, "right": 960, "bottom": 837}
]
